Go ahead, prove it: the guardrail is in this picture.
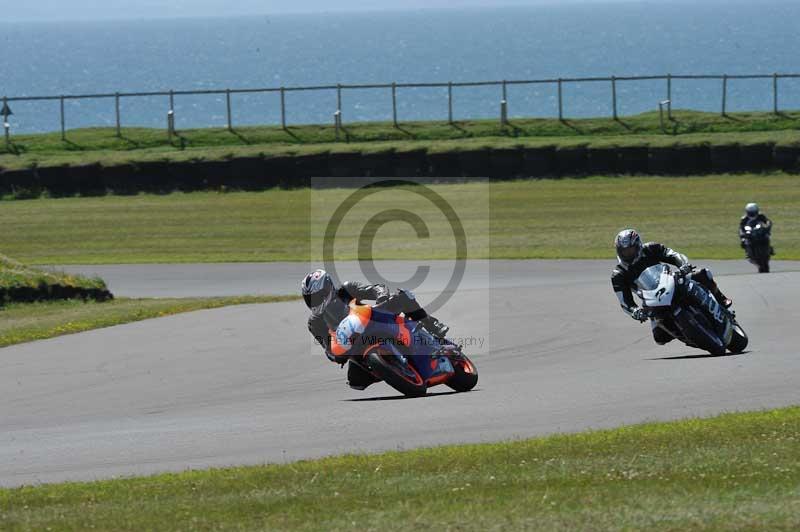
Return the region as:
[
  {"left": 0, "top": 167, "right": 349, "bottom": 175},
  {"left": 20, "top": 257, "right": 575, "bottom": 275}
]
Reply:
[{"left": 2, "top": 73, "right": 799, "bottom": 144}]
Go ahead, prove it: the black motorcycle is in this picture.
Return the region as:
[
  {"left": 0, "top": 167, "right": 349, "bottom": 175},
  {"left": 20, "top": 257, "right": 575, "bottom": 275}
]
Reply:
[
  {"left": 742, "top": 222, "right": 772, "bottom": 273},
  {"left": 636, "top": 265, "right": 748, "bottom": 356}
]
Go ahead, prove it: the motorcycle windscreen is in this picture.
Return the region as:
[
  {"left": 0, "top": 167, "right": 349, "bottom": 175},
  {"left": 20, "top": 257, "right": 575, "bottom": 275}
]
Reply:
[
  {"left": 635, "top": 265, "right": 666, "bottom": 291},
  {"left": 635, "top": 265, "right": 675, "bottom": 308}
]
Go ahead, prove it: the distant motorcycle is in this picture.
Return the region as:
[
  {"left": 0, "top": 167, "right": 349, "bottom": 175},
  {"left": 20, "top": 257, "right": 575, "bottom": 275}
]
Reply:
[
  {"left": 636, "top": 265, "right": 748, "bottom": 356},
  {"left": 742, "top": 223, "right": 772, "bottom": 273}
]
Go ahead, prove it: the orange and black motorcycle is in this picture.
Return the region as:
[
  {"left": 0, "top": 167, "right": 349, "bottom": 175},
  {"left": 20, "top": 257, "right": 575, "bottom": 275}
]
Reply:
[{"left": 330, "top": 301, "right": 478, "bottom": 397}]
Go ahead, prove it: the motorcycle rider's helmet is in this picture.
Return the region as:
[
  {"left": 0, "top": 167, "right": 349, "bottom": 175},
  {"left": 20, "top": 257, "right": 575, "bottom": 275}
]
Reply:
[
  {"left": 301, "top": 269, "right": 335, "bottom": 315},
  {"left": 745, "top": 203, "right": 759, "bottom": 219},
  {"left": 615, "top": 229, "right": 643, "bottom": 264}
]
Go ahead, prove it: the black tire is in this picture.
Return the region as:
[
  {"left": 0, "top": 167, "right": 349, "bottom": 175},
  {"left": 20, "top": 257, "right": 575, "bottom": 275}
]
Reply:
[
  {"left": 366, "top": 351, "right": 427, "bottom": 397},
  {"left": 675, "top": 309, "right": 726, "bottom": 356},
  {"left": 759, "top": 258, "right": 770, "bottom": 273},
  {"left": 728, "top": 322, "right": 749, "bottom": 354},
  {"left": 446, "top": 355, "right": 479, "bottom": 393}
]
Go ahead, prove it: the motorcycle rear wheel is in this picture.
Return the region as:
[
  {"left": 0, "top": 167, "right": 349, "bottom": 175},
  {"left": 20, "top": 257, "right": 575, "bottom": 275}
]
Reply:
[
  {"left": 366, "top": 351, "right": 427, "bottom": 397},
  {"left": 446, "top": 355, "right": 479, "bottom": 393}
]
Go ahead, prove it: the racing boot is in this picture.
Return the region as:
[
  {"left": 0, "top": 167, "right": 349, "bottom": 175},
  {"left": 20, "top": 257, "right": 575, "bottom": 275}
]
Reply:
[
  {"left": 713, "top": 288, "right": 733, "bottom": 309},
  {"left": 347, "top": 361, "right": 378, "bottom": 391},
  {"left": 420, "top": 316, "right": 450, "bottom": 340}
]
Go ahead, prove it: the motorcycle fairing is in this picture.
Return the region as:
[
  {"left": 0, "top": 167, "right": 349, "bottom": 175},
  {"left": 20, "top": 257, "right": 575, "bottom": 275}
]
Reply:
[
  {"left": 636, "top": 265, "right": 676, "bottom": 308},
  {"left": 686, "top": 280, "right": 733, "bottom": 345}
]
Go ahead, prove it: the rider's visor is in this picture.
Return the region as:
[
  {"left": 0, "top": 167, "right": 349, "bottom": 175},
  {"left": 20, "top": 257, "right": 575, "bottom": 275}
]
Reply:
[
  {"left": 304, "top": 290, "right": 331, "bottom": 313},
  {"left": 619, "top": 245, "right": 639, "bottom": 261}
]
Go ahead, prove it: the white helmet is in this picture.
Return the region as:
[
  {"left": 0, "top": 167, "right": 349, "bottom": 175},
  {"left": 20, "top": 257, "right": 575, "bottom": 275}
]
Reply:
[
  {"left": 615, "top": 229, "right": 643, "bottom": 264},
  {"left": 745, "top": 203, "right": 759, "bottom": 218},
  {"left": 301, "top": 269, "right": 335, "bottom": 315}
]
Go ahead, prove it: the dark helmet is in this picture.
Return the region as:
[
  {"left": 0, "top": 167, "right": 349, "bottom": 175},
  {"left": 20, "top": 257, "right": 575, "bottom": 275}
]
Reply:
[
  {"left": 301, "top": 269, "right": 335, "bottom": 315},
  {"left": 615, "top": 229, "right": 643, "bottom": 264},
  {"left": 745, "top": 203, "right": 759, "bottom": 218}
]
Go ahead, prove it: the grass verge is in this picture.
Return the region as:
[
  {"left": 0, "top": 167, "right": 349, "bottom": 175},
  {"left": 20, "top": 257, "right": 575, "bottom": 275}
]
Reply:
[
  {"left": 2, "top": 406, "right": 799, "bottom": 530},
  {"left": 0, "top": 295, "right": 299, "bottom": 348},
  {"left": 0, "top": 253, "right": 111, "bottom": 303},
  {"left": 0, "top": 174, "right": 797, "bottom": 263},
  {"left": 1, "top": 109, "right": 799, "bottom": 170}
]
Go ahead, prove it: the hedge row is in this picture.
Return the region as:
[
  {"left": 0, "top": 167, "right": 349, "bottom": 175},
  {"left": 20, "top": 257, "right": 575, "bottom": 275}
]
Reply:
[
  {"left": 1, "top": 142, "right": 799, "bottom": 197},
  {"left": 0, "top": 255, "right": 113, "bottom": 305}
]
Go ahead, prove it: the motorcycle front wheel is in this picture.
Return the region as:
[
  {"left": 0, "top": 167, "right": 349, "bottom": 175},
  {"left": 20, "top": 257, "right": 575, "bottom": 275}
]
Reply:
[
  {"left": 446, "top": 354, "right": 479, "bottom": 392},
  {"left": 728, "top": 322, "right": 749, "bottom": 354},
  {"left": 366, "top": 350, "right": 427, "bottom": 397}
]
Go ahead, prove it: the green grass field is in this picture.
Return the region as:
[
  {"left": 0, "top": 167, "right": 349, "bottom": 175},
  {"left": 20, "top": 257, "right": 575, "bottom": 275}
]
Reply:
[
  {"left": 1, "top": 110, "right": 799, "bottom": 170},
  {"left": 0, "top": 175, "right": 797, "bottom": 264},
  {"left": 0, "top": 296, "right": 298, "bottom": 348},
  {"left": 2, "top": 406, "right": 799, "bottom": 530}
]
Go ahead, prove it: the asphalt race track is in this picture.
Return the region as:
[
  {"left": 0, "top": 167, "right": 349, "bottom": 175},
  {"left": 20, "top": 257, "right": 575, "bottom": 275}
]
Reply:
[{"left": 3, "top": 260, "right": 800, "bottom": 487}]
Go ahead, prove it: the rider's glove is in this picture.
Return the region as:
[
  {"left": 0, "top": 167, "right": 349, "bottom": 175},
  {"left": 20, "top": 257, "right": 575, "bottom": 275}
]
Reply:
[
  {"left": 740, "top": 238, "right": 748, "bottom": 249},
  {"left": 679, "top": 263, "right": 695, "bottom": 276},
  {"left": 631, "top": 308, "right": 648, "bottom": 322}
]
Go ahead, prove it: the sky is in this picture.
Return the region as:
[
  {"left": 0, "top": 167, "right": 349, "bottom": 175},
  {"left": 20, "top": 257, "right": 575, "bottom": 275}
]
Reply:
[{"left": 4, "top": 0, "right": 644, "bottom": 22}]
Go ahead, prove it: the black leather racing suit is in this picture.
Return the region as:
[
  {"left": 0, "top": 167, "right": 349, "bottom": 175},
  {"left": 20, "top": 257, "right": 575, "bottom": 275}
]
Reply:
[
  {"left": 611, "top": 242, "right": 725, "bottom": 345},
  {"left": 739, "top": 214, "right": 773, "bottom": 252}
]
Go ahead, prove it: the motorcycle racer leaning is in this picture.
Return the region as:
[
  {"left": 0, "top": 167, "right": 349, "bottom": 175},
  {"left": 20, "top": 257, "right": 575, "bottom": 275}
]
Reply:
[
  {"left": 301, "top": 269, "right": 449, "bottom": 390},
  {"left": 611, "top": 229, "right": 733, "bottom": 345}
]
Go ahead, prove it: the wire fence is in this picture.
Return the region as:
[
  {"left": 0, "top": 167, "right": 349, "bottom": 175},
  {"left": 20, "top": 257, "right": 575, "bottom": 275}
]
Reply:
[{"left": 3, "top": 72, "right": 800, "bottom": 143}]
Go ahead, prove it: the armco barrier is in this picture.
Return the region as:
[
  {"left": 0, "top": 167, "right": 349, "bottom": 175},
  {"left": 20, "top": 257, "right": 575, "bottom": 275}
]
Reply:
[
  {"left": 710, "top": 145, "right": 741, "bottom": 173},
  {"left": 675, "top": 145, "right": 712, "bottom": 175},
  {"left": 739, "top": 143, "right": 775, "bottom": 172},
  {"left": 586, "top": 147, "right": 618, "bottom": 175},
  {"left": 489, "top": 148, "right": 524, "bottom": 178},
  {"left": 522, "top": 146, "right": 557, "bottom": 176},
  {"left": 457, "top": 149, "right": 491, "bottom": 177},
  {"left": 427, "top": 151, "right": 459, "bottom": 176},
  {"left": 1, "top": 143, "right": 799, "bottom": 198},
  {"left": 556, "top": 145, "right": 588, "bottom": 175},
  {"left": 393, "top": 150, "right": 427, "bottom": 177},
  {"left": 618, "top": 146, "right": 650, "bottom": 175},
  {"left": 774, "top": 145, "right": 800, "bottom": 171}
]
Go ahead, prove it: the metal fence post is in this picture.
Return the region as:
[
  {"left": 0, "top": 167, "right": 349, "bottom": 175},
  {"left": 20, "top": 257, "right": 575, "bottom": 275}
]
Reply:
[
  {"left": 611, "top": 76, "right": 618, "bottom": 120},
  {"left": 721, "top": 74, "right": 728, "bottom": 116},
  {"left": 337, "top": 84, "right": 342, "bottom": 115},
  {"left": 557, "top": 78, "right": 563, "bottom": 121},
  {"left": 169, "top": 90, "right": 174, "bottom": 112},
  {"left": 448, "top": 82, "right": 453, "bottom": 124},
  {"left": 666, "top": 74, "right": 672, "bottom": 119},
  {"left": 115, "top": 92, "right": 121, "bottom": 137},
  {"left": 501, "top": 80, "right": 508, "bottom": 125},
  {"left": 226, "top": 89, "right": 233, "bottom": 131},
  {"left": 60, "top": 95, "right": 66, "bottom": 140},
  {"left": 773, "top": 73, "right": 779, "bottom": 115},
  {"left": 280, "top": 87, "right": 286, "bottom": 129},
  {"left": 334, "top": 110, "right": 341, "bottom": 141},
  {"left": 167, "top": 110, "right": 175, "bottom": 142},
  {"left": 3, "top": 98, "right": 9, "bottom": 149},
  {"left": 391, "top": 82, "right": 398, "bottom": 127},
  {"left": 2, "top": 96, "right": 10, "bottom": 149}
]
